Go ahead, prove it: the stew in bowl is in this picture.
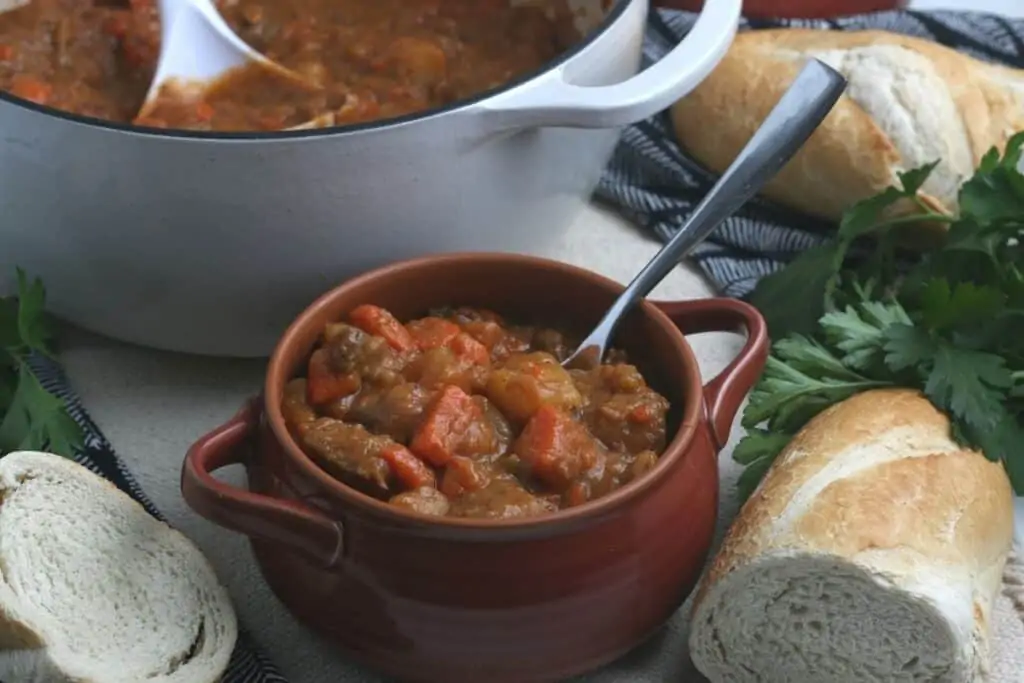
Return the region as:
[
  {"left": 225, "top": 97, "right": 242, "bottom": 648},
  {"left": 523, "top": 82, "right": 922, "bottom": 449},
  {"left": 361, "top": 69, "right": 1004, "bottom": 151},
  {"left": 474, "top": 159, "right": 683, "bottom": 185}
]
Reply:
[
  {"left": 283, "top": 303, "right": 671, "bottom": 519},
  {"left": 181, "top": 252, "right": 767, "bottom": 682}
]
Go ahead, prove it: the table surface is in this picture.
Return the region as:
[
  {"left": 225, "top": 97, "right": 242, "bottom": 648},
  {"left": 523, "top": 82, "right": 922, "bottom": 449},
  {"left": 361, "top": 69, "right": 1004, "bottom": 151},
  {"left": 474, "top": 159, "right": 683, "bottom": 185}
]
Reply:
[{"left": 57, "top": 1, "right": 1023, "bottom": 681}]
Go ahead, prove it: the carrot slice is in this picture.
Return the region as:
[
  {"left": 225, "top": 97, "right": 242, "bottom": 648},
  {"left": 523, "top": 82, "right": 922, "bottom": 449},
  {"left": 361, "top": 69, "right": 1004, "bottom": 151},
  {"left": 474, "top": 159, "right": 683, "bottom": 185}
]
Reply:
[
  {"left": 514, "top": 406, "right": 602, "bottom": 490},
  {"left": 349, "top": 304, "right": 415, "bottom": 351},
  {"left": 405, "top": 317, "right": 489, "bottom": 366},
  {"left": 101, "top": 14, "right": 129, "bottom": 38},
  {"left": 306, "top": 348, "right": 360, "bottom": 405},
  {"left": 629, "top": 404, "right": 654, "bottom": 424},
  {"left": 449, "top": 332, "right": 489, "bottom": 365},
  {"left": 380, "top": 443, "right": 436, "bottom": 490},
  {"left": 406, "top": 317, "right": 461, "bottom": 350},
  {"left": 563, "top": 480, "right": 591, "bottom": 508},
  {"left": 410, "top": 385, "right": 491, "bottom": 466},
  {"left": 9, "top": 77, "right": 52, "bottom": 105},
  {"left": 194, "top": 100, "right": 215, "bottom": 122}
]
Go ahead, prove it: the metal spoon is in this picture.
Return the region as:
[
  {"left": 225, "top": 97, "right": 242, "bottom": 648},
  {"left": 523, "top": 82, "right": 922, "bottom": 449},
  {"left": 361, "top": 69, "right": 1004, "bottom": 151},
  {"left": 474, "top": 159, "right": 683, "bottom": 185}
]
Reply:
[
  {"left": 136, "top": 0, "right": 316, "bottom": 123},
  {"left": 564, "top": 59, "right": 847, "bottom": 368}
]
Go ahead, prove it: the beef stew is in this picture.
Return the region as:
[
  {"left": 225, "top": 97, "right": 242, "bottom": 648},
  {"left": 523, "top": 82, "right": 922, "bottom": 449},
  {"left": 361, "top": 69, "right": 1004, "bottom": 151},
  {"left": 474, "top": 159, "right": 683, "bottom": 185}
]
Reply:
[{"left": 282, "top": 304, "right": 672, "bottom": 520}]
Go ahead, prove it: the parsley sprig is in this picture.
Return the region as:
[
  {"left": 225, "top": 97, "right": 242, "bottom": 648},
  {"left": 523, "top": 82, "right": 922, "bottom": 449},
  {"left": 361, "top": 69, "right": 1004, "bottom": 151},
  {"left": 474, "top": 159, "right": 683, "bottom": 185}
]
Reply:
[
  {"left": 736, "top": 132, "right": 1024, "bottom": 500},
  {"left": 0, "top": 270, "right": 83, "bottom": 456}
]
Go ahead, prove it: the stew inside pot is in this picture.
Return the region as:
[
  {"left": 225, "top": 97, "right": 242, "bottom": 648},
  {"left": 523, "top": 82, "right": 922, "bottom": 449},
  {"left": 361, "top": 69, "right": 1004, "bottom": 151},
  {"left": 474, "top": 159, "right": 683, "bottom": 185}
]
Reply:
[
  {"left": 282, "top": 305, "right": 671, "bottom": 520},
  {"left": 0, "top": 0, "right": 578, "bottom": 131}
]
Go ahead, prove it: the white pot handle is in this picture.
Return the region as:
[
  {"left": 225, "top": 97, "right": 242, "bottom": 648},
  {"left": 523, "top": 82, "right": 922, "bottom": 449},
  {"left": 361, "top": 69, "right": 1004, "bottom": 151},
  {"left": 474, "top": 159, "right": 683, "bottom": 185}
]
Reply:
[{"left": 477, "top": 0, "right": 740, "bottom": 131}]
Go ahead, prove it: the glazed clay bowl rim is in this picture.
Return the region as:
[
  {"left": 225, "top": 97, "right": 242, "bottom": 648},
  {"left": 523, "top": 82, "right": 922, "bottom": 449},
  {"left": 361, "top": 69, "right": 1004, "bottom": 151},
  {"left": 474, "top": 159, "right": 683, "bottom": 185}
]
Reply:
[{"left": 264, "top": 252, "right": 705, "bottom": 531}]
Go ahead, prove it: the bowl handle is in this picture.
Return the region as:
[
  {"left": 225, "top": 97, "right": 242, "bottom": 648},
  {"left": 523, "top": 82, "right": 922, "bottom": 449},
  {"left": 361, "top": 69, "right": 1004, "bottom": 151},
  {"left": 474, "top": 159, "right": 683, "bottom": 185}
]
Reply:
[
  {"left": 655, "top": 297, "right": 768, "bottom": 451},
  {"left": 474, "top": 0, "right": 740, "bottom": 130},
  {"left": 181, "top": 398, "right": 345, "bottom": 568}
]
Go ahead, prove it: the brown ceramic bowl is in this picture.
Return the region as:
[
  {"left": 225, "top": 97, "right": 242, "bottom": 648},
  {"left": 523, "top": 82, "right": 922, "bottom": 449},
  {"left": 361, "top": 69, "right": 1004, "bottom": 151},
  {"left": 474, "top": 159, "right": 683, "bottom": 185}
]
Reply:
[{"left": 181, "top": 252, "right": 768, "bottom": 683}]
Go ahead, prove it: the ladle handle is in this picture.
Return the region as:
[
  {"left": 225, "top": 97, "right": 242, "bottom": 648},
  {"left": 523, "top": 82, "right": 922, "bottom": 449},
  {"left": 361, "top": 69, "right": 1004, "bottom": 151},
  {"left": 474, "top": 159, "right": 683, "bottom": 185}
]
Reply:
[{"left": 595, "top": 59, "right": 846, "bottom": 336}]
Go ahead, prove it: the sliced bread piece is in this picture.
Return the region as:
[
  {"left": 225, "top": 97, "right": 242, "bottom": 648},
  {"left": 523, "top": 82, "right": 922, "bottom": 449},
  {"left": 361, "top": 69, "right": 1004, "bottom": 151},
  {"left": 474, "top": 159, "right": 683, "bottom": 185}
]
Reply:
[{"left": 0, "top": 451, "right": 237, "bottom": 683}]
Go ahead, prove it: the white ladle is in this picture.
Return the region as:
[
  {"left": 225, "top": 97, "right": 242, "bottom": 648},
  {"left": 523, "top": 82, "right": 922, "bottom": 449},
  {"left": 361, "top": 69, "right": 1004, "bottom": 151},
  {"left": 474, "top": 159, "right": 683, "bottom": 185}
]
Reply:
[{"left": 137, "top": 0, "right": 320, "bottom": 124}]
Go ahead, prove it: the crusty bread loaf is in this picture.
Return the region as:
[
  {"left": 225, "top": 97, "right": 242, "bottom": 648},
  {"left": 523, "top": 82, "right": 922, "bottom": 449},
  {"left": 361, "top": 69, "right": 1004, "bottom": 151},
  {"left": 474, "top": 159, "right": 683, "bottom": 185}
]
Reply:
[
  {"left": 671, "top": 30, "right": 1024, "bottom": 221},
  {"left": 689, "top": 389, "right": 1015, "bottom": 683},
  {"left": 0, "top": 451, "right": 237, "bottom": 683}
]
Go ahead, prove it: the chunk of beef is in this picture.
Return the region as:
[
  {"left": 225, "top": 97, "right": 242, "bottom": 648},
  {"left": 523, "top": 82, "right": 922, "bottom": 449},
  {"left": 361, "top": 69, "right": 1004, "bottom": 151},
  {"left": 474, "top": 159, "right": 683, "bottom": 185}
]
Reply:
[
  {"left": 347, "top": 382, "right": 434, "bottom": 443},
  {"left": 301, "top": 418, "right": 434, "bottom": 495},
  {"left": 571, "top": 363, "right": 669, "bottom": 454},
  {"left": 390, "top": 487, "right": 450, "bottom": 517},
  {"left": 447, "top": 476, "right": 557, "bottom": 520}
]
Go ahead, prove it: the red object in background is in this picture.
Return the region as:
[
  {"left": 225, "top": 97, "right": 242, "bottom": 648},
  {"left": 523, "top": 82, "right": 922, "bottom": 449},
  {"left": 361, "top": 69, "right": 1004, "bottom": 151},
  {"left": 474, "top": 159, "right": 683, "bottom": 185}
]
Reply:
[{"left": 658, "top": 0, "right": 905, "bottom": 18}]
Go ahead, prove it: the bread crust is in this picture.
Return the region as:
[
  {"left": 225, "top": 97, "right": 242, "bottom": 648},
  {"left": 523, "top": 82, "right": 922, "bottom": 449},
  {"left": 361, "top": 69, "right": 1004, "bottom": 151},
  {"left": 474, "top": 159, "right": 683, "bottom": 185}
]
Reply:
[
  {"left": 670, "top": 29, "right": 1024, "bottom": 225},
  {"left": 689, "top": 389, "right": 1015, "bottom": 683}
]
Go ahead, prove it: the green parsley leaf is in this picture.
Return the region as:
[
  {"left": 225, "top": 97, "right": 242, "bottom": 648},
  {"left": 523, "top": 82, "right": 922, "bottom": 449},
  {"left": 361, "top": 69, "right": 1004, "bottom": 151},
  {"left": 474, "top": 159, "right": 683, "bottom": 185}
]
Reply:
[
  {"left": 738, "top": 148, "right": 1024, "bottom": 497},
  {"left": 817, "top": 301, "right": 910, "bottom": 372},
  {"left": 742, "top": 350, "right": 891, "bottom": 437},
  {"left": 881, "top": 323, "right": 935, "bottom": 373},
  {"left": 747, "top": 242, "right": 847, "bottom": 337},
  {"left": 771, "top": 335, "right": 866, "bottom": 382},
  {"left": 732, "top": 428, "right": 793, "bottom": 466},
  {"left": 836, "top": 161, "right": 940, "bottom": 241},
  {"left": 915, "top": 279, "right": 1005, "bottom": 331},
  {"left": 959, "top": 133, "right": 1024, "bottom": 224},
  {"left": 14, "top": 268, "right": 54, "bottom": 356},
  {"left": 733, "top": 427, "right": 795, "bottom": 500},
  {"left": 735, "top": 452, "right": 776, "bottom": 502},
  {"left": 923, "top": 346, "right": 1010, "bottom": 433},
  {"left": 0, "top": 363, "right": 82, "bottom": 453},
  {"left": 0, "top": 270, "right": 83, "bottom": 459}
]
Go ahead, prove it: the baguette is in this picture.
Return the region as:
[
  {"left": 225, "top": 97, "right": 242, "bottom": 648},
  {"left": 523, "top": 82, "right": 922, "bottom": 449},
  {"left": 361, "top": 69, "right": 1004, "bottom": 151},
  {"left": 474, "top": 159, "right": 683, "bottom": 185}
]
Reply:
[
  {"left": 689, "top": 389, "right": 1015, "bottom": 683},
  {"left": 0, "top": 451, "right": 237, "bottom": 683},
  {"left": 670, "top": 29, "right": 1024, "bottom": 223}
]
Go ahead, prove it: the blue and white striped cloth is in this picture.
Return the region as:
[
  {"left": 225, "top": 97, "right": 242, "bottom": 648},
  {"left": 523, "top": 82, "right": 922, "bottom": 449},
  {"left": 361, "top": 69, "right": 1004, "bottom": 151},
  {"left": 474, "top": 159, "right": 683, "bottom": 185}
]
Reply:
[
  {"left": 20, "top": 8, "right": 1024, "bottom": 683},
  {"left": 597, "top": 8, "right": 1024, "bottom": 299}
]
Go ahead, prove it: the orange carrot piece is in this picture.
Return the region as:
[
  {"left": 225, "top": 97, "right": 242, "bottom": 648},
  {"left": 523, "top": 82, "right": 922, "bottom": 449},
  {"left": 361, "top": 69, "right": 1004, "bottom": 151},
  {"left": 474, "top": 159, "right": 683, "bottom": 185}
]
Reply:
[
  {"left": 563, "top": 480, "right": 590, "bottom": 508},
  {"left": 0, "top": 44, "right": 15, "bottom": 61},
  {"left": 410, "top": 385, "right": 484, "bottom": 466},
  {"left": 629, "top": 404, "right": 654, "bottom": 424},
  {"left": 380, "top": 443, "right": 436, "bottom": 490},
  {"left": 195, "top": 100, "right": 215, "bottom": 122},
  {"left": 101, "top": 14, "right": 129, "bottom": 38},
  {"left": 349, "top": 304, "right": 415, "bottom": 351},
  {"left": 9, "top": 76, "right": 52, "bottom": 105},
  {"left": 461, "top": 320, "right": 505, "bottom": 349},
  {"left": 406, "top": 317, "right": 461, "bottom": 350},
  {"left": 449, "top": 332, "right": 489, "bottom": 365},
  {"left": 514, "top": 406, "right": 601, "bottom": 490},
  {"left": 306, "top": 348, "right": 360, "bottom": 405}
]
